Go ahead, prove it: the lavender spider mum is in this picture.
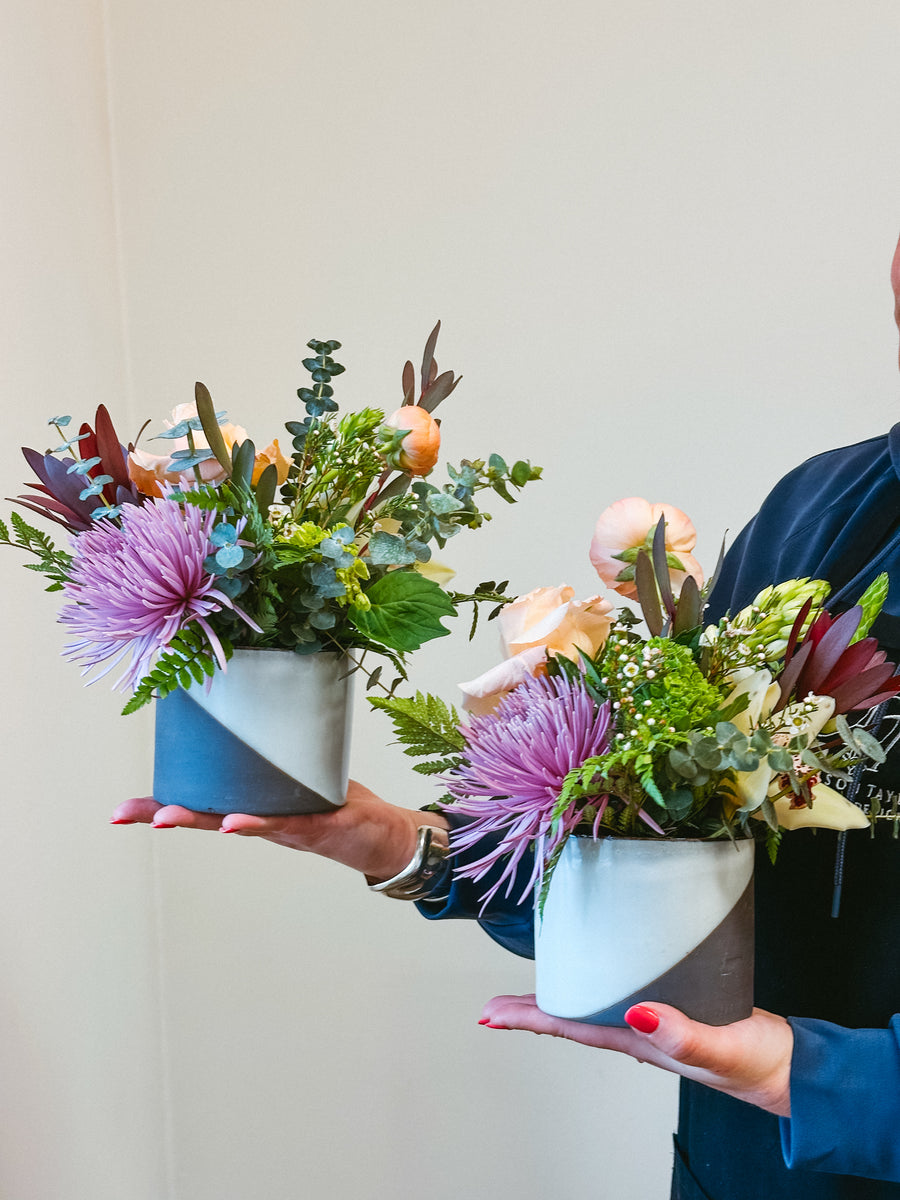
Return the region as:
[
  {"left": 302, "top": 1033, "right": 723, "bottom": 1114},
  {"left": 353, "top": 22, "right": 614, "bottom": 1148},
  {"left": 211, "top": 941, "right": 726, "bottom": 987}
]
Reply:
[
  {"left": 59, "top": 497, "right": 255, "bottom": 692},
  {"left": 444, "top": 670, "right": 611, "bottom": 907}
]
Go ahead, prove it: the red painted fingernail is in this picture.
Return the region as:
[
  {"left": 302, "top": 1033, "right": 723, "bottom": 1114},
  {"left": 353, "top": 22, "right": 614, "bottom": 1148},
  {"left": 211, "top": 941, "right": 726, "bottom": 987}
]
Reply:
[
  {"left": 152, "top": 822, "right": 176, "bottom": 829},
  {"left": 220, "top": 826, "right": 238, "bottom": 834},
  {"left": 486, "top": 1022, "right": 510, "bottom": 1030},
  {"left": 477, "top": 1017, "right": 490, "bottom": 1025},
  {"left": 110, "top": 818, "right": 136, "bottom": 825},
  {"left": 624, "top": 1005, "right": 659, "bottom": 1034}
]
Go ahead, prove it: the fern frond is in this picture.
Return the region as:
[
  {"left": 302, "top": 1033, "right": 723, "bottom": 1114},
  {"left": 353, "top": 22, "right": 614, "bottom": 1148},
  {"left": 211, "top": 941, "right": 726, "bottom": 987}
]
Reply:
[
  {"left": 411, "top": 756, "right": 461, "bottom": 776},
  {"left": 1, "top": 512, "right": 71, "bottom": 585},
  {"left": 169, "top": 488, "right": 230, "bottom": 513},
  {"left": 766, "top": 824, "right": 783, "bottom": 866},
  {"left": 369, "top": 691, "right": 465, "bottom": 761},
  {"left": 122, "top": 626, "right": 233, "bottom": 715},
  {"left": 10, "top": 511, "right": 58, "bottom": 554}
]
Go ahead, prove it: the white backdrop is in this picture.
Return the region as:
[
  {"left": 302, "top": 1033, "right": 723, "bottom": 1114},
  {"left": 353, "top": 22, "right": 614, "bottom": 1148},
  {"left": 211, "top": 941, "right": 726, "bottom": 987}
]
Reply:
[{"left": 2, "top": 3, "right": 900, "bottom": 1198}]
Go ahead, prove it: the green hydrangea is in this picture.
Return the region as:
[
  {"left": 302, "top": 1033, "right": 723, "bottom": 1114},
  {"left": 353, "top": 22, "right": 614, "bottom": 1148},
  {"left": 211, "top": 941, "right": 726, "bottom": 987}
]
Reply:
[
  {"left": 335, "top": 555, "right": 370, "bottom": 610},
  {"left": 277, "top": 521, "right": 329, "bottom": 551},
  {"left": 573, "top": 633, "right": 730, "bottom": 816},
  {"left": 604, "top": 634, "right": 726, "bottom": 736}
]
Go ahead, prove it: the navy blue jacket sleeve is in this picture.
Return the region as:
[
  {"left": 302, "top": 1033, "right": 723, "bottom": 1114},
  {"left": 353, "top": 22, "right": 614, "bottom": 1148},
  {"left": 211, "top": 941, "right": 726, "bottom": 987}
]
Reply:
[
  {"left": 780, "top": 1015, "right": 900, "bottom": 1182},
  {"left": 414, "top": 813, "right": 535, "bottom": 959}
]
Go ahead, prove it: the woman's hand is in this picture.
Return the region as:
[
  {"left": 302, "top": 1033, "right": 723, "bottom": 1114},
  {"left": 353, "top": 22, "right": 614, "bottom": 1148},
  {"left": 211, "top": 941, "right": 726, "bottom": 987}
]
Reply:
[
  {"left": 479, "top": 994, "right": 793, "bottom": 1117},
  {"left": 111, "top": 780, "right": 450, "bottom": 883}
]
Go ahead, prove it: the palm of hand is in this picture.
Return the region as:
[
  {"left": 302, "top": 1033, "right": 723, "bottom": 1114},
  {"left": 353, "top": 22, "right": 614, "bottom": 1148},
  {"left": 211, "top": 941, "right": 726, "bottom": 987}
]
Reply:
[{"left": 112, "top": 780, "right": 422, "bottom": 880}]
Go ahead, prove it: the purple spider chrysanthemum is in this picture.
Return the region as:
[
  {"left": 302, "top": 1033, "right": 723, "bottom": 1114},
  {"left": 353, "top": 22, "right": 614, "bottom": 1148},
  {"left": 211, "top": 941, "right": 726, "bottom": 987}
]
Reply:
[
  {"left": 59, "top": 498, "right": 256, "bottom": 691},
  {"left": 443, "top": 670, "right": 611, "bottom": 907}
]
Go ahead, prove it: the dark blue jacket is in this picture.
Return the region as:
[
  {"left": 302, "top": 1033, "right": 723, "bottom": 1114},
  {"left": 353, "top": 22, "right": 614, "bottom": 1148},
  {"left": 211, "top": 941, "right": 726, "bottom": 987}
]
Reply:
[{"left": 419, "top": 425, "right": 900, "bottom": 1197}]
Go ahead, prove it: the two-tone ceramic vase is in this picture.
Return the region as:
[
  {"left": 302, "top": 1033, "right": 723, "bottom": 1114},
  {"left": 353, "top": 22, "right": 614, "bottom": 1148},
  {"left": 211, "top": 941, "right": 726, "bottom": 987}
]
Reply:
[
  {"left": 153, "top": 648, "right": 353, "bottom": 816},
  {"left": 535, "top": 835, "right": 755, "bottom": 1026}
]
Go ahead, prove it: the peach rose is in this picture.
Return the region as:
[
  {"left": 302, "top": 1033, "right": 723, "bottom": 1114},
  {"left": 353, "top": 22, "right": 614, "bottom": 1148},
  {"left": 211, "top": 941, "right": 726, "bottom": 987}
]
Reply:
[
  {"left": 589, "top": 496, "right": 703, "bottom": 599},
  {"left": 250, "top": 438, "right": 291, "bottom": 486},
  {"left": 499, "top": 585, "right": 613, "bottom": 659},
  {"left": 458, "top": 646, "right": 548, "bottom": 715},
  {"left": 458, "top": 586, "right": 613, "bottom": 715}
]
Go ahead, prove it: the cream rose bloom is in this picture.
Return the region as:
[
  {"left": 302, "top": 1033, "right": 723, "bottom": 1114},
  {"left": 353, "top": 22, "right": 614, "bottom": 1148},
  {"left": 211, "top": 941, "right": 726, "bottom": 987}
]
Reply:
[
  {"left": 458, "top": 586, "right": 613, "bottom": 715},
  {"left": 499, "top": 585, "right": 613, "bottom": 658},
  {"left": 458, "top": 646, "right": 547, "bottom": 716}
]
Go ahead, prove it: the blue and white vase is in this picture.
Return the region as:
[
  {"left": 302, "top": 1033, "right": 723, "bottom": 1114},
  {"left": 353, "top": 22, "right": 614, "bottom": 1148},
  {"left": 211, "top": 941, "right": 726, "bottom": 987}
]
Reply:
[
  {"left": 535, "top": 836, "right": 754, "bottom": 1027},
  {"left": 153, "top": 648, "right": 353, "bottom": 816}
]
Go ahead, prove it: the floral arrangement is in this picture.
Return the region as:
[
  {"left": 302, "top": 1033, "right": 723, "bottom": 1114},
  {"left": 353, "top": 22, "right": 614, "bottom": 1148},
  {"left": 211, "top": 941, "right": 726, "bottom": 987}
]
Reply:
[
  {"left": 1, "top": 324, "right": 540, "bottom": 712},
  {"left": 373, "top": 498, "right": 900, "bottom": 908}
]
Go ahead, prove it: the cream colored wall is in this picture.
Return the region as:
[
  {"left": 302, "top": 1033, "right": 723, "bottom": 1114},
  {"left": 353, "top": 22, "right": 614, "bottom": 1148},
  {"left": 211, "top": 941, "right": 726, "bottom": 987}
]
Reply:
[
  {"left": 0, "top": 2, "right": 166, "bottom": 1198},
  {"left": 3, "top": 3, "right": 900, "bottom": 1199}
]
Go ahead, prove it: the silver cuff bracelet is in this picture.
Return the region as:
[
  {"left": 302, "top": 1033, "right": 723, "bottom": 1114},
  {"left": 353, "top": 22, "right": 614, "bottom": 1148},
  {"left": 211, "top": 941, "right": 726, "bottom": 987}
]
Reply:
[{"left": 367, "top": 824, "right": 451, "bottom": 901}]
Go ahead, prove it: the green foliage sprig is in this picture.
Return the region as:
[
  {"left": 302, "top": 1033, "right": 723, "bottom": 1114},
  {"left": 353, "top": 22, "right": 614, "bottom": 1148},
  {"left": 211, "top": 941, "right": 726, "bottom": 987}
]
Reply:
[
  {"left": 122, "top": 627, "right": 234, "bottom": 715},
  {"left": 368, "top": 691, "right": 465, "bottom": 778},
  {"left": 0, "top": 513, "right": 71, "bottom": 590}
]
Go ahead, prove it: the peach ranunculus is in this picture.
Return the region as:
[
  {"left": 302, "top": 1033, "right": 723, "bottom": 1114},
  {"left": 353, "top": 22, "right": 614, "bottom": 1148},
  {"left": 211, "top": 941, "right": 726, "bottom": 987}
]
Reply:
[
  {"left": 458, "top": 586, "right": 614, "bottom": 715},
  {"left": 589, "top": 497, "right": 703, "bottom": 600},
  {"left": 499, "top": 585, "right": 613, "bottom": 659},
  {"left": 378, "top": 406, "right": 441, "bottom": 476}
]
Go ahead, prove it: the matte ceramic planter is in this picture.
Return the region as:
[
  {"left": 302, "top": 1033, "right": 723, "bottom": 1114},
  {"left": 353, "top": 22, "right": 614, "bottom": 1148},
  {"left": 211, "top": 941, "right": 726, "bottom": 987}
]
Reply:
[
  {"left": 535, "top": 836, "right": 755, "bottom": 1027},
  {"left": 153, "top": 649, "right": 353, "bottom": 816}
]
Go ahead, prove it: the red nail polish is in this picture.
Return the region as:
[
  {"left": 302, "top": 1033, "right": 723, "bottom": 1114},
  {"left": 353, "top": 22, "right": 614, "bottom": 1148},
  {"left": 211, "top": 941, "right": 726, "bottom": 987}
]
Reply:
[
  {"left": 477, "top": 1017, "right": 490, "bottom": 1025},
  {"left": 486, "top": 1022, "right": 510, "bottom": 1030},
  {"left": 624, "top": 1004, "right": 659, "bottom": 1034},
  {"left": 110, "top": 818, "right": 136, "bottom": 825},
  {"left": 152, "top": 822, "right": 176, "bottom": 829}
]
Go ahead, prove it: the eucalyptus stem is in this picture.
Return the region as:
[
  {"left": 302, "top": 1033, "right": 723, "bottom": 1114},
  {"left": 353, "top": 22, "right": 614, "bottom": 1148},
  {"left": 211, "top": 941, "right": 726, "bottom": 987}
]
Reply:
[
  {"left": 54, "top": 419, "right": 118, "bottom": 516},
  {"left": 186, "top": 428, "right": 204, "bottom": 488}
]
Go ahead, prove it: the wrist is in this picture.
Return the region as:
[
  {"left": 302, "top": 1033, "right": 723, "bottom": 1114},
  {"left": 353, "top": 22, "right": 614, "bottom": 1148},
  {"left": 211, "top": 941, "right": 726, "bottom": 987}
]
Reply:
[
  {"left": 367, "top": 822, "right": 451, "bottom": 900},
  {"left": 369, "top": 810, "right": 449, "bottom": 882}
]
